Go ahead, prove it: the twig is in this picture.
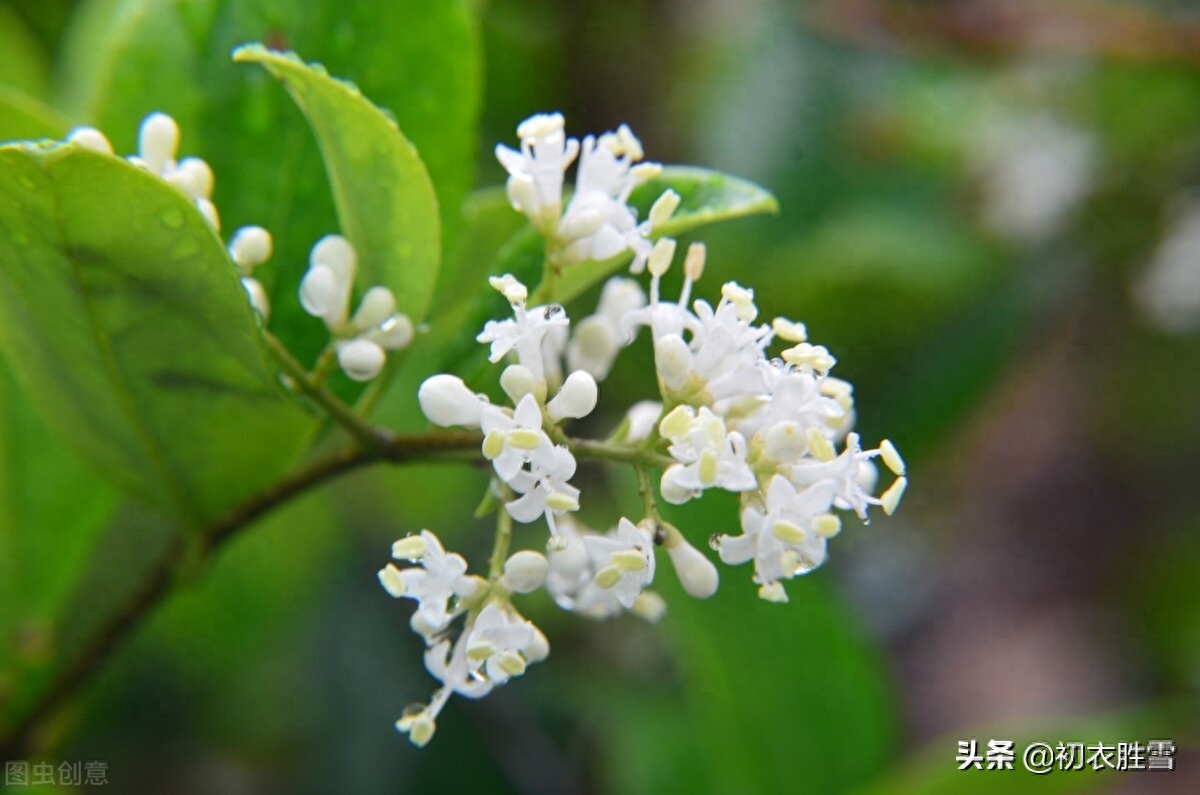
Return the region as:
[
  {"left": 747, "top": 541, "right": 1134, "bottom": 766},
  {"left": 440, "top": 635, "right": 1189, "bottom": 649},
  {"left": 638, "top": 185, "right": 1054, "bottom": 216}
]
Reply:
[{"left": 0, "top": 431, "right": 479, "bottom": 761}]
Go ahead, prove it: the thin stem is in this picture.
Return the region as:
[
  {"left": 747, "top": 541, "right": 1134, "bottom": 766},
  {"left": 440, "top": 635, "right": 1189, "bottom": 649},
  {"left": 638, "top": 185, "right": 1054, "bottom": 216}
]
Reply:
[
  {"left": 635, "top": 464, "right": 659, "bottom": 522},
  {"left": 568, "top": 436, "right": 672, "bottom": 469},
  {"left": 311, "top": 346, "right": 339, "bottom": 386},
  {"left": 263, "top": 331, "right": 393, "bottom": 451},
  {"left": 487, "top": 486, "right": 514, "bottom": 581},
  {"left": 0, "top": 431, "right": 479, "bottom": 761}
]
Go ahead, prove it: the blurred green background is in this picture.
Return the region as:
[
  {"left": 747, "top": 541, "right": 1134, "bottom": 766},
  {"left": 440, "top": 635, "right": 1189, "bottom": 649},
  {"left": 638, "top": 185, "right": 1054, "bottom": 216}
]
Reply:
[{"left": 2, "top": 0, "right": 1200, "bottom": 792}]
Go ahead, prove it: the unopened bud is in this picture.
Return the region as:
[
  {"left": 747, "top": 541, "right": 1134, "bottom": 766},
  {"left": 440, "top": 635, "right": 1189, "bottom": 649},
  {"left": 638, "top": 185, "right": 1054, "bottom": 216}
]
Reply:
[
  {"left": 337, "top": 338, "right": 386, "bottom": 381},
  {"left": 229, "top": 226, "right": 273, "bottom": 271},
  {"left": 546, "top": 370, "right": 598, "bottom": 421},
  {"left": 418, "top": 374, "right": 487, "bottom": 428},
  {"left": 502, "top": 550, "right": 549, "bottom": 593},
  {"left": 67, "top": 127, "right": 113, "bottom": 155}
]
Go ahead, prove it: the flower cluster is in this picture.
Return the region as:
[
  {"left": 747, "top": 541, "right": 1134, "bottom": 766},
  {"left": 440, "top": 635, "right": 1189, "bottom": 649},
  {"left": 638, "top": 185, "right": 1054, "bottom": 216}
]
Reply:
[
  {"left": 380, "top": 112, "right": 907, "bottom": 746},
  {"left": 299, "top": 235, "right": 415, "bottom": 381},
  {"left": 67, "top": 113, "right": 277, "bottom": 320},
  {"left": 495, "top": 113, "right": 681, "bottom": 273}
]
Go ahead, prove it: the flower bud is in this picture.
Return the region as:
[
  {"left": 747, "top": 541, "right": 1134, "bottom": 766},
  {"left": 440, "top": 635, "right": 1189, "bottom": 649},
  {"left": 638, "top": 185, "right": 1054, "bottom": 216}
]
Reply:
[
  {"left": 418, "top": 374, "right": 487, "bottom": 428},
  {"left": 229, "top": 226, "right": 273, "bottom": 271},
  {"left": 299, "top": 264, "right": 339, "bottom": 319},
  {"left": 624, "top": 401, "right": 662, "bottom": 442},
  {"left": 500, "top": 364, "right": 538, "bottom": 404},
  {"left": 196, "top": 198, "right": 220, "bottom": 231},
  {"left": 654, "top": 334, "right": 691, "bottom": 391},
  {"left": 763, "top": 421, "right": 804, "bottom": 462},
  {"left": 502, "top": 550, "right": 549, "bottom": 593},
  {"left": 241, "top": 277, "right": 270, "bottom": 319},
  {"left": 352, "top": 286, "right": 397, "bottom": 330},
  {"left": 67, "top": 127, "right": 114, "bottom": 155},
  {"left": 337, "top": 338, "right": 386, "bottom": 381},
  {"left": 138, "top": 112, "right": 178, "bottom": 174},
  {"left": 565, "top": 317, "right": 619, "bottom": 380},
  {"left": 177, "top": 157, "right": 214, "bottom": 199},
  {"left": 374, "top": 314, "right": 414, "bottom": 350},
  {"left": 665, "top": 537, "right": 718, "bottom": 599},
  {"left": 546, "top": 370, "right": 598, "bottom": 421}
]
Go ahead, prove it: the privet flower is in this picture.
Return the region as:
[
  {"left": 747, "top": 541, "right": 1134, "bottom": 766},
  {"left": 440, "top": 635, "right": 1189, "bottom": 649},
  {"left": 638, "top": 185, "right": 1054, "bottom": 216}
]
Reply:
[
  {"left": 299, "top": 235, "right": 415, "bottom": 381},
  {"left": 384, "top": 111, "right": 909, "bottom": 747},
  {"left": 495, "top": 113, "right": 680, "bottom": 274}
]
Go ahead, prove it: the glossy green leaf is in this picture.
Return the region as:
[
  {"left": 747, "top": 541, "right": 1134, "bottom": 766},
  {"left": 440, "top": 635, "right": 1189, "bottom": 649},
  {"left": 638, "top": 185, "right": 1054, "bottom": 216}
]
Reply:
[
  {"left": 235, "top": 45, "right": 441, "bottom": 324},
  {"left": 0, "top": 143, "right": 308, "bottom": 526},
  {"left": 0, "top": 359, "right": 119, "bottom": 715},
  {"left": 55, "top": 0, "right": 479, "bottom": 360}
]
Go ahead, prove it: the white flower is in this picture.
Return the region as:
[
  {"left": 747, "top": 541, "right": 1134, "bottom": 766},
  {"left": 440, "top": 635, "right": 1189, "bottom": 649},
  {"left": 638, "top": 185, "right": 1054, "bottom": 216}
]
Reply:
[
  {"left": 476, "top": 274, "right": 569, "bottom": 383},
  {"left": 566, "top": 276, "right": 646, "bottom": 380},
  {"left": 788, "top": 433, "right": 907, "bottom": 520},
  {"left": 378, "top": 531, "right": 479, "bottom": 634},
  {"left": 715, "top": 476, "right": 841, "bottom": 590},
  {"left": 657, "top": 406, "right": 756, "bottom": 504},
  {"left": 504, "top": 444, "right": 581, "bottom": 525},
  {"left": 583, "top": 518, "right": 656, "bottom": 609},
  {"left": 465, "top": 604, "right": 538, "bottom": 685},
  {"left": 495, "top": 114, "right": 677, "bottom": 273},
  {"left": 480, "top": 395, "right": 555, "bottom": 483},
  {"left": 495, "top": 112, "right": 579, "bottom": 235}
]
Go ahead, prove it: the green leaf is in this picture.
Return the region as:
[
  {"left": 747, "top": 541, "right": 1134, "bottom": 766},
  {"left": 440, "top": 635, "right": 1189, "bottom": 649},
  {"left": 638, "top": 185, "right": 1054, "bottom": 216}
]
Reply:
[
  {"left": 234, "top": 45, "right": 441, "bottom": 324},
  {"left": 0, "top": 143, "right": 308, "bottom": 526},
  {"left": 0, "top": 86, "right": 68, "bottom": 144},
  {"left": 0, "top": 359, "right": 120, "bottom": 713},
  {"left": 56, "top": 0, "right": 480, "bottom": 361}
]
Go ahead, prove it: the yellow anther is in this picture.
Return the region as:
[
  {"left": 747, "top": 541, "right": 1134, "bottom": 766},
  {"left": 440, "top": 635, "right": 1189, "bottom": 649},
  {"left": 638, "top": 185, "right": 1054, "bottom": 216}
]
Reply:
[
  {"left": 612, "top": 549, "right": 648, "bottom": 572},
  {"left": 771, "top": 520, "right": 807, "bottom": 545},
  {"left": 497, "top": 652, "right": 527, "bottom": 677},
  {"left": 545, "top": 492, "right": 580, "bottom": 512},
  {"left": 698, "top": 449, "right": 719, "bottom": 486},
  {"left": 482, "top": 430, "right": 506, "bottom": 459},
  {"left": 659, "top": 405, "right": 694, "bottom": 440},
  {"left": 467, "top": 641, "right": 496, "bottom": 664},
  {"left": 506, "top": 428, "right": 543, "bottom": 450},
  {"left": 813, "top": 514, "right": 842, "bottom": 538},
  {"left": 881, "top": 477, "right": 907, "bottom": 516},
  {"left": 594, "top": 565, "right": 624, "bottom": 589},
  {"left": 879, "top": 439, "right": 906, "bottom": 476},
  {"left": 806, "top": 428, "right": 836, "bottom": 462},
  {"left": 392, "top": 536, "right": 428, "bottom": 561}
]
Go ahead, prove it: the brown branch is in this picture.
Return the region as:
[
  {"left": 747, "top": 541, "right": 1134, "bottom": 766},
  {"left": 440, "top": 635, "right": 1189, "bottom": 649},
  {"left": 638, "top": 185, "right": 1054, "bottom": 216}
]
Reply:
[{"left": 0, "top": 431, "right": 481, "bottom": 761}]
